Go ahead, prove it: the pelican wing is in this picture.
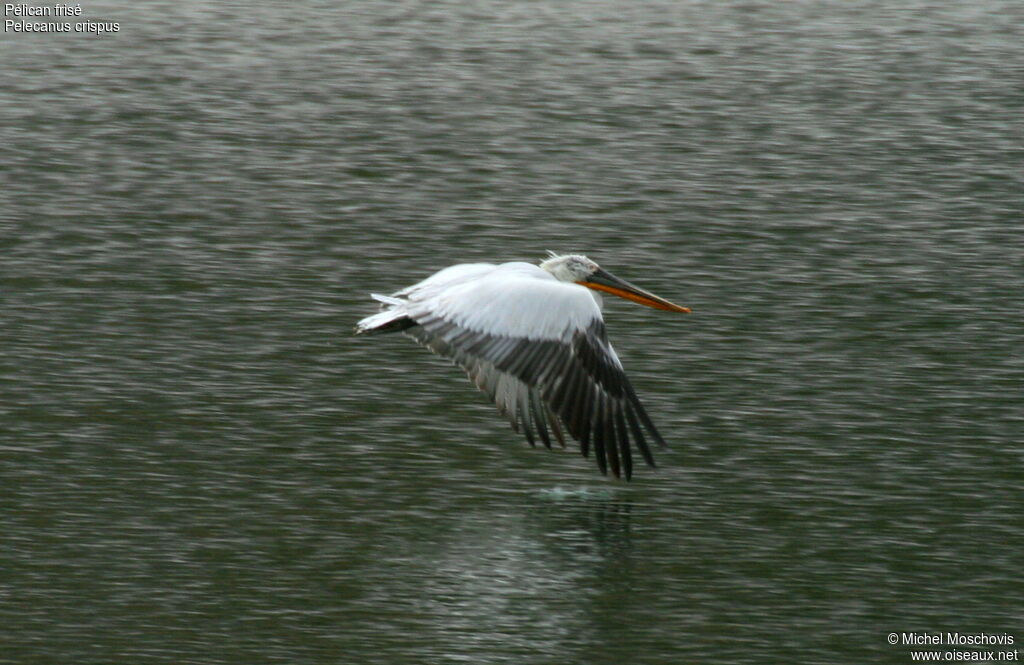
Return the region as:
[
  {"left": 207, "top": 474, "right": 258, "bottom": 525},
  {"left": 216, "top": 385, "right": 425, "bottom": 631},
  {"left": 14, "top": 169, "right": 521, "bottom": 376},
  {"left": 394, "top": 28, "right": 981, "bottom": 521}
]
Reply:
[{"left": 401, "top": 263, "right": 667, "bottom": 479}]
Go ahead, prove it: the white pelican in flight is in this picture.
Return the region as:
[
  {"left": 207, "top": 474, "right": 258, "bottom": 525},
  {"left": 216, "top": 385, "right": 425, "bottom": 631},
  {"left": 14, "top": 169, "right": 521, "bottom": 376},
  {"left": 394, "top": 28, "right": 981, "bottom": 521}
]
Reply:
[{"left": 355, "top": 253, "right": 691, "bottom": 480}]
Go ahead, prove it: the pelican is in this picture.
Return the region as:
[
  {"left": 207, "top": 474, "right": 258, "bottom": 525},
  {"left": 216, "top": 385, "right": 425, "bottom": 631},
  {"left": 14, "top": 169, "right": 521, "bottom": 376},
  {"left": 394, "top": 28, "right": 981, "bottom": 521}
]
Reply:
[{"left": 355, "top": 253, "right": 691, "bottom": 479}]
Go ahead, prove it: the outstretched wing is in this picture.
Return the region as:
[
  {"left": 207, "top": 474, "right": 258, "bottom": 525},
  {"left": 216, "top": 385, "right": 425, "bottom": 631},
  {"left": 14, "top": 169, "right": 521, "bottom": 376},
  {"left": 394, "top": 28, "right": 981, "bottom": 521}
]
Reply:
[{"left": 402, "top": 262, "right": 668, "bottom": 479}]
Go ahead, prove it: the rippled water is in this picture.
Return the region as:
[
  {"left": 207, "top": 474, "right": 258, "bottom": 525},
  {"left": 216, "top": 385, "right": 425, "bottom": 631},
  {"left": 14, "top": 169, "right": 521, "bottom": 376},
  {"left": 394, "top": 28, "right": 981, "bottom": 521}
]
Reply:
[{"left": 2, "top": 1, "right": 1022, "bottom": 663}]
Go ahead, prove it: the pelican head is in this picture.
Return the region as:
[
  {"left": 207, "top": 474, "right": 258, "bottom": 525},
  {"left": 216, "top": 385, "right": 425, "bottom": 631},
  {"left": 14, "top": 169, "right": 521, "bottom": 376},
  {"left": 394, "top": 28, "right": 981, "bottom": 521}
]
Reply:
[{"left": 540, "top": 253, "right": 691, "bottom": 313}]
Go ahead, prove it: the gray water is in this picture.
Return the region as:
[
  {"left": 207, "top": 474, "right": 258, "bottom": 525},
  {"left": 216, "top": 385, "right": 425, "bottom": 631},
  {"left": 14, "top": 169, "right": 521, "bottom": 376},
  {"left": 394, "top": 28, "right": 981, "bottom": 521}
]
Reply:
[{"left": 2, "top": 1, "right": 1022, "bottom": 663}]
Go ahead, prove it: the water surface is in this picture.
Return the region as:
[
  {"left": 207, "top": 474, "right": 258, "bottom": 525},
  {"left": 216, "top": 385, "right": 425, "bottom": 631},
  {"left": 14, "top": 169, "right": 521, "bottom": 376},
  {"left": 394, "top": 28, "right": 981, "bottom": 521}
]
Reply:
[{"left": 2, "top": 1, "right": 1022, "bottom": 663}]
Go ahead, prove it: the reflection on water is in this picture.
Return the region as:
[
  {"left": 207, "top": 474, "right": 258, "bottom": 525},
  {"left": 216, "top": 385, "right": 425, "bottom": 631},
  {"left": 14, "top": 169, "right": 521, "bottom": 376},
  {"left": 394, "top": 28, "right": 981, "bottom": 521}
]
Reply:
[{"left": 358, "top": 494, "right": 637, "bottom": 663}]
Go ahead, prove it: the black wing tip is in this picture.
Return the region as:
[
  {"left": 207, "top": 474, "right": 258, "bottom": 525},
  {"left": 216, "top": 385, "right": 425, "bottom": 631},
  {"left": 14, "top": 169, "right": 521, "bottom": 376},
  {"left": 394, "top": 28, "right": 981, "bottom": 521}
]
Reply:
[
  {"left": 407, "top": 311, "right": 674, "bottom": 481},
  {"left": 355, "top": 317, "right": 418, "bottom": 336}
]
